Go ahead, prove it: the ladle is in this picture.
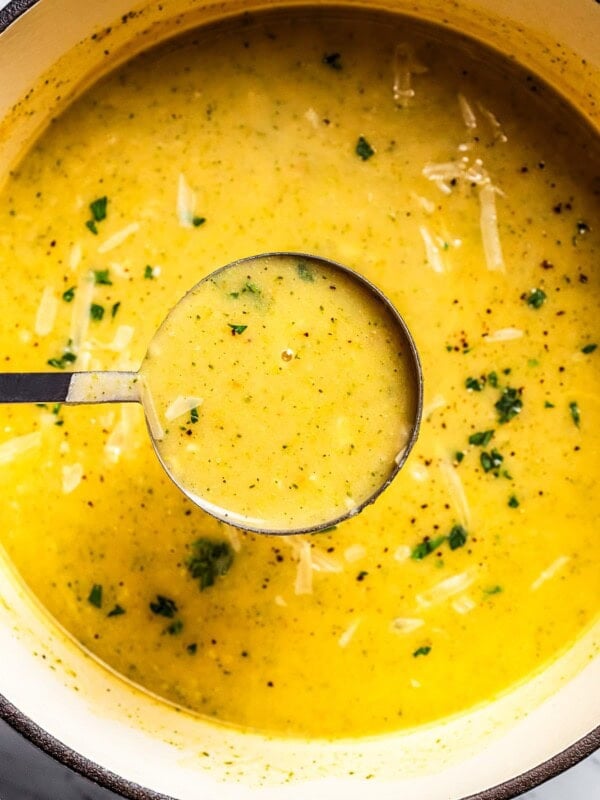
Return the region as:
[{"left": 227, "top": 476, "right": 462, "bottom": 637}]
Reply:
[{"left": 0, "top": 253, "right": 423, "bottom": 534}]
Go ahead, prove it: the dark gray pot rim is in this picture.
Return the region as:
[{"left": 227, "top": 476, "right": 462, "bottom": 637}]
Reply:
[{"left": 0, "top": 0, "right": 598, "bottom": 798}]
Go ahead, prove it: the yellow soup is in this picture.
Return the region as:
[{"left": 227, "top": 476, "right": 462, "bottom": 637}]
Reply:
[
  {"left": 0, "top": 10, "right": 599, "bottom": 738},
  {"left": 141, "top": 253, "right": 418, "bottom": 532}
]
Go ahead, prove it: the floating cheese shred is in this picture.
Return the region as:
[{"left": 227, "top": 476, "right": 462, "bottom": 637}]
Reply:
[
  {"left": 477, "top": 102, "right": 508, "bottom": 143},
  {"left": 68, "top": 242, "right": 82, "bottom": 271},
  {"left": 531, "top": 555, "right": 570, "bottom": 591},
  {"left": 419, "top": 225, "right": 445, "bottom": 273},
  {"left": 452, "top": 594, "right": 476, "bottom": 614},
  {"left": 392, "top": 42, "right": 428, "bottom": 108},
  {"left": 390, "top": 617, "right": 424, "bottom": 634},
  {"left": 458, "top": 93, "right": 477, "bottom": 130},
  {"left": 62, "top": 463, "right": 83, "bottom": 494},
  {"left": 224, "top": 527, "right": 242, "bottom": 553},
  {"left": 138, "top": 379, "right": 164, "bottom": 442},
  {"left": 177, "top": 173, "right": 197, "bottom": 227},
  {"left": 393, "top": 545, "right": 411, "bottom": 562},
  {"left": 97, "top": 222, "right": 140, "bottom": 254},
  {"left": 34, "top": 286, "right": 58, "bottom": 336},
  {"left": 483, "top": 327, "right": 523, "bottom": 342},
  {"left": 479, "top": 183, "right": 505, "bottom": 272},
  {"left": 104, "top": 404, "right": 138, "bottom": 464},
  {"left": 423, "top": 393, "right": 447, "bottom": 419},
  {"left": 344, "top": 544, "right": 367, "bottom": 563},
  {"left": 438, "top": 456, "right": 472, "bottom": 529},
  {"left": 294, "top": 540, "right": 313, "bottom": 595},
  {"left": 416, "top": 570, "right": 475, "bottom": 608},
  {"left": 0, "top": 431, "right": 42, "bottom": 465},
  {"left": 310, "top": 549, "right": 344, "bottom": 573},
  {"left": 338, "top": 618, "right": 361, "bottom": 648},
  {"left": 164, "top": 395, "right": 204, "bottom": 422}
]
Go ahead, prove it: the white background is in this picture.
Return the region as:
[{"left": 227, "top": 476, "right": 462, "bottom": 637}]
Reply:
[{"left": 0, "top": 0, "right": 597, "bottom": 797}]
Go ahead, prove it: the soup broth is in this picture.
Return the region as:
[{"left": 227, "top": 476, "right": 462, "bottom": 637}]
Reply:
[{"left": 0, "top": 10, "right": 598, "bottom": 738}]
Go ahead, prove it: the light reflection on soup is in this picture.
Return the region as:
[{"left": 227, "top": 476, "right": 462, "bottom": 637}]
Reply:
[{"left": 0, "top": 10, "right": 598, "bottom": 738}]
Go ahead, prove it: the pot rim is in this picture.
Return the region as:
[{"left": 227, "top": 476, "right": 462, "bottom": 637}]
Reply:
[{"left": 0, "top": 1, "right": 598, "bottom": 798}]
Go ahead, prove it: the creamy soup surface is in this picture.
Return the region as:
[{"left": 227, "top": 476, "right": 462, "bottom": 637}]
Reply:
[
  {"left": 141, "top": 254, "right": 417, "bottom": 532},
  {"left": 0, "top": 11, "right": 599, "bottom": 738}
]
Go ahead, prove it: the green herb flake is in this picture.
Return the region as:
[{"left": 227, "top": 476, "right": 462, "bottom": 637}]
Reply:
[
  {"left": 187, "top": 643, "right": 198, "bottom": 655},
  {"left": 411, "top": 535, "right": 446, "bottom": 560},
  {"left": 465, "top": 376, "right": 483, "bottom": 392},
  {"left": 297, "top": 262, "right": 315, "bottom": 282},
  {"left": 90, "top": 303, "right": 105, "bottom": 321},
  {"left": 164, "top": 619, "right": 184, "bottom": 636},
  {"left": 192, "top": 216, "right": 206, "bottom": 227},
  {"left": 525, "top": 287, "right": 547, "bottom": 309},
  {"left": 85, "top": 220, "right": 98, "bottom": 235},
  {"left": 480, "top": 449, "right": 504, "bottom": 473},
  {"left": 455, "top": 451, "right": 465, "bottom": 464},
  {"left": 508, "top": 494, "right": 520, "bottom": 508},
  {"left": 487, "top": 371, "right": 499, "bottom": 388},
  {"left": 186, "top": 538, "right": 234, "bottom": 591},
  {"left": 484, "top": 585, "right": 503, "bottom": 596},
  {"left": 89, "top": 196, "right": 108, "bottom": 223},
  {"left": 149, "top": 594, "right": 178, "bottom": 618},
  {"left": 356, "top": 136, "right": 375, "bottom": 161},
  {"left": 228, "top": 323, "right": 248, "bottom": 336},
  {"left": 322, "top": 52, "right": 342, "bottom": 70},
  {"left": 468, "top": 429, "right": 494, "bottom": 447},
  {"left": 62, "top": 287, "right": 76, "bottom": 303},
  {"left": 93, "top": 269, "right": 112, "bottom": 286},
  {"left": 581, "top": 343, "right": 597, "bottom": 354},
  {"left": 144, "top": 265, "right": 155, "bottom": 280},
  {"left": 495, "top": 386, "right": 523, "bottom": 423},
  {"left": 413, "top": 646, "right": 431, "bottom": 658},
  {"left": 569, "top": 401, "right": 581, "bottom": 427},
  {"left": 189, "top": 407, "right": 199, "bottom": 424},
  {"left": 47, "top": 349, "right": 77, "bottom": 370},
  {"left": 88, "top": 584, "right": 103, "bottom": 609},
  {"left": 447, "top": 524, "right": 468, "bottom": 550},
  {"left": 544, "top": 400, "right": 555, "bottom": 408},
  {"left": 107, "top": 604, "right": 126, "bottom": 617},
  {"left": 111, "top": 301, "right": 121, "bottom": 318}
]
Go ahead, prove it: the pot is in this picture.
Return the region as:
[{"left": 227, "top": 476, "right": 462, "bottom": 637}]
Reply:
[{"left": 0, "top": 1, "right": 598, "bottom": 798}]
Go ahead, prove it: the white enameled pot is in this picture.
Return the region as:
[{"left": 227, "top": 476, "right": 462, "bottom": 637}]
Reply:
[{"left": 0, "top": 2, "right": 598, "bottom": 799}]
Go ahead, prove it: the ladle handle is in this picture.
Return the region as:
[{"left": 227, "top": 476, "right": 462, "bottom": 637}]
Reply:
[{"left": 0, "top": 371, "right": 140, "bottom": 404}]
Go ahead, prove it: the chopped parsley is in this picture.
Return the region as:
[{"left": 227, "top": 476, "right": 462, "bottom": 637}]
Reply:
[
  {"left": 62, "top": 286, "right": 75, "bottom": 303},
  {"left": 297, "top": 262, "right": 315, "bottom": 282},
  {"left": 525, "top": 287, "right": 547, "bottom": 309},
  {"left": 93, "top": 269, "right": 112, "bottom": 286},
  {"left": 413, "top": 646, "right": 431, "bottom": 657},
  {"left": 468, "top": 429, "right": 494, "bottom": 446},
  {"left": 455, "top": 450, "right": 465, "bottom": 463},
  {"left": 508, "top": 494, "right": 520, "bottom": 508},
  {"left": 495, "top": 386, "right": 523, "bottom": 423},
  {"left": 447, "top": 524, "right": 467, "bottom": 550},
  {"left": 144, "top": 265, "right": 155, "bottom": 279},
  {"left": 186, "top": 538, "right": 234, "bottom": 591},
  {"left": 322, "top": 52, "right": 342, "bottom": 70},
  {"left": 90, "top": 303, "right": 105, "bottom": 321},
  {"left": 411, "top": 535, "right": 446, "bottom": 560},
  {"left": 487, "top": 371, "right": 499, "bottom": 388},
  {"left": 47, "top": 349, "right": 77, "bottom": 370},
  {"left": 356, "top": 136, "right": 375, "bottom": 161},
  {"left": 569, "top": 401, "right": 580, "bottom": 427},
  {"left": 228, "top": 323, "right": 248, "bottom": 336},
  {"left": 86, "top": 196, "right": 108, "bottom": 234},
  {"left": 544, "top": 400, "right": 555, "bottom": 408},
  {"left": 87, "top": 584, "right": 103, "bottom": 609},
  {"left": 111, "top": 301, "right": 121, "bottom": 318},
  {"left": 480, "top": 449, "right": 504, "bottom": 473},
  {"left": 187, "top": 643, "right": 198, "bottom": 655},
  {"left": 192, "top": 216, "right": 206, "bottom": 227},
  {"left": 465, "top": 376, "right": 483, "bottom": 392},
  {"left": 107, "top": 604, "right": 125, "bottom": 617},
  {"left": 164, "top": 619, "right": 184, "bottom": 636},
  {"left": 149, "top": 594, "right": 178, "bottom": 618},
  {"left": 581, "top": 343, "right": 597, "bottom": 354},
  {"left": 484, "top": 585, "right": 503, "bottom": 596},
  {"left": 189, "top": 406, "right": 199, "bottom": 424}
]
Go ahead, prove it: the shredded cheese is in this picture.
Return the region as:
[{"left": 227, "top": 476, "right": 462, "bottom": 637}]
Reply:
[
  {"left": 531, "top": 555, "right": 570, "bottom": 591},
  {"left": 390, "top": 617, "right": 424, "bottom": 634},
  {"left": 338, "top": 618, "right": 361, "bottom": 648},
  {"left": 164, "top": 395, "right": 204, "bottom": 422},
  {"left": 417, "top": 571, "right": 475, "bottom": 608},
  {"left": 97, "top": 222, "right": 140, "bottom": 254},
  {"left": 423, "top": 393, "right": 447, "bottom": 419},
  {"left": 458, "top": 93, "right": 477, "bottom": 130},
  {"left": 69, "top": 242, "right": 82, "bottom": 271},
  {"left": 294, "top": 540, "right": 313, "bottom": 595},
  {"left": 479, "top": 183, "right": 505, "bottom": 272},
  {"left": 393, "top": 545, "right": 411, "bottom": 562},
  {"left": 438, "top": 456, "right": 472, "bottom": 529},
  {"left": 392, "top": 42, "right": 428, "bottom": 108},
  {"left": 419, "top": 225, "right": 445, "bottom": 273},
  {"left": 344, "top": 544, "right": 367, "bottom": 563},
  {"left": 69, "top": 271, "right": 95, "bottom": 353},
  {"left": 452, "top": 594, "right": 476, "bottom": 614},
  {"left": 177, "top": 173, "right": 197, "bottom": 227},
  {"left": 0, "top": 431, "right": 42, "bottom": 465},
  {"left": 34, "top": 286, "right": 58, "bottom": 337},
  {"left": 62, "top": 463, "right": 83, "bottom": 494},
  {"left": 483, "top": 327, "right": 524, "bottom": 342}
]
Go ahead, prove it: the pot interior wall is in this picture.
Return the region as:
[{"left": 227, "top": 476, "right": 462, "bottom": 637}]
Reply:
[{"left": 0, "top": 1, "right": 598, "bottom": 798}]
